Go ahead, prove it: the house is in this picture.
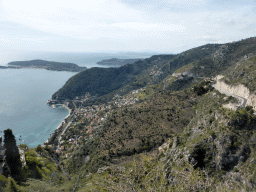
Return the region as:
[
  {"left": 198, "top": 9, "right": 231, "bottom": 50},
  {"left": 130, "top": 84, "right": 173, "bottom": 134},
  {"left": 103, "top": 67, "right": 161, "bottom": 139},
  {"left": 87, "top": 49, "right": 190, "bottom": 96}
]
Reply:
[{"left": 56, "top": 149, "right": 61, "bottom": 154}]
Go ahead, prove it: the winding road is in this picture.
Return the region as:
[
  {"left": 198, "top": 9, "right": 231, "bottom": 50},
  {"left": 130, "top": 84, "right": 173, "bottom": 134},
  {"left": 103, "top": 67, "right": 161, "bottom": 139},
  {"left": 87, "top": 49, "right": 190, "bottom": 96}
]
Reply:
[{"left": 212, "top": 84, "right": 247, "bottom": 109}]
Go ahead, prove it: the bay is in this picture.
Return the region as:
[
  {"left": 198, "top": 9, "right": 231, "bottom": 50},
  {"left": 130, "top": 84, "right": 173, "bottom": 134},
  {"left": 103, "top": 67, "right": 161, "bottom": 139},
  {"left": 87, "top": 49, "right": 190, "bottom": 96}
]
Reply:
[
  {"left": 0, "top": 68, "right": 76, "bottom": 148},
  {"left": 0, "top": 51, "right": 153, "bottom": 148}
]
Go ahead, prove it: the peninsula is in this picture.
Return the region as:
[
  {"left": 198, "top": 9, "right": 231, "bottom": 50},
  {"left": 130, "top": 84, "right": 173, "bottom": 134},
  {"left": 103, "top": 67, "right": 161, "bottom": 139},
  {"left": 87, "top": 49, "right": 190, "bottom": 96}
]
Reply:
[
  {"left": 96, "top": 58, "right": 142, "bottom": 67},
  {"left": 1, "top": 59, "right": 87, "bottom": 72}
]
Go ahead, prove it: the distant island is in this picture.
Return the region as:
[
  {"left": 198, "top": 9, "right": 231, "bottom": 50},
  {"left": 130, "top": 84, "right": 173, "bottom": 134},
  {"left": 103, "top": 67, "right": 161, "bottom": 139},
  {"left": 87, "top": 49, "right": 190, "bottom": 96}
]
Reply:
[
  {"left": 0, "top": 59, "right": 87, "bottom": 72},
  {"left": 97, "top": 58, "right": 143, "bottom": 67},
  {"left": 0, "top": 65, "right": 20, "bottom": 69}
]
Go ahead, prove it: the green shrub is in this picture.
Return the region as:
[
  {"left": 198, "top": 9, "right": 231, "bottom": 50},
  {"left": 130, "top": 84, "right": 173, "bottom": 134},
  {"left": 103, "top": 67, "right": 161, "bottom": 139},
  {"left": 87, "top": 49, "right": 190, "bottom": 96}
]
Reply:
[
  {"left": 249, "top": 171, "right": 256, "bottom": 183},
  {"left": 245, "top": 105, "right": 254, "bottom": 114},
  {"left": 25, "top": 156, "right": 39, "bottom": 167},
  {"left": 36, "top": 145, "right": 44, "bottom": 155},
  {"left": 209, "top": 130, "right": 215, "bottom": 136},
  {"left": 0, "top": 175, "right": 8, "bottom": 190},
  {"left": 209, "top": 117, "right": 215, "bottom": 124}
]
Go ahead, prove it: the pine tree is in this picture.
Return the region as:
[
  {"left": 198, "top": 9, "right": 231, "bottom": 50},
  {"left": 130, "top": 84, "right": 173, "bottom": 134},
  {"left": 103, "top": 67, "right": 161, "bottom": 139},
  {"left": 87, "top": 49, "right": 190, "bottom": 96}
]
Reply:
[{"left": 4, "top": 129, "right": 23, "bottom": 182}]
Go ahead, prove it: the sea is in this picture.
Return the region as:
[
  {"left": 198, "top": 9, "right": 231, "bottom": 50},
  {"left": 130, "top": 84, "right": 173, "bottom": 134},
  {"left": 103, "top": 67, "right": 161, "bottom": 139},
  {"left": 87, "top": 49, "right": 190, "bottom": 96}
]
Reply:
[{"left": 0, "top": 50, "right": 154, "bottom": 148}]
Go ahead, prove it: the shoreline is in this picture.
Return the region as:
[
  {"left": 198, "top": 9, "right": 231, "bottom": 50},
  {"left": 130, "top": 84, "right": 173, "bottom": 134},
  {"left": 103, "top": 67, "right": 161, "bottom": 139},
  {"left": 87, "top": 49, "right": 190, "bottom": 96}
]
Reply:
[
  {"left": 44, "top": 104, "right": 72, "bottom": 145},
  {"left": 62, "top": 104, "right": 72, "bottom": 117}
]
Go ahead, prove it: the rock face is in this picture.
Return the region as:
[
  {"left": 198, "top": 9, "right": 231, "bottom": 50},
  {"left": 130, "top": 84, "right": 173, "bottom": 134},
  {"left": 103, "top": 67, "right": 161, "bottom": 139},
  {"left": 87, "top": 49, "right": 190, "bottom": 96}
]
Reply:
[
  {"left": 97, "top": 166, "right": 125, "bottom": 174},
  {"left": 212, "top": 45, "right": 229, "bottom": 61},
  {"left": 247, "top": 96, "right": 256, "bottom": 111},
  {"left": 214, "top": 75, "right": 250, "bottom": 99},
  {"left": 213, "top": 75, "right": 256, "bottom": 111},
  {"left": 172, "top": 72, "right": 194, "bottom": 78},
  {"left": 159, "top": 89, "right": 256, "bottom": 191}
]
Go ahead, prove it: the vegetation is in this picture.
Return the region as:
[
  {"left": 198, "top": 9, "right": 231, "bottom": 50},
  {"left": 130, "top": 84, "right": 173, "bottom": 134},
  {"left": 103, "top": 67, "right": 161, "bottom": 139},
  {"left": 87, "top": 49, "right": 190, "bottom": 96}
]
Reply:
[
  {"left": 3, "top": 129, "right": 24, "bottom": 182},
  {"left": 97, "top": 58, "right": 143, "bottom": 67},
  {"left": 52, "top": 54, "right": 177, "bottom": 102},
  {"left": 2, "top": 37, "right": 256, "bottom": 191}
]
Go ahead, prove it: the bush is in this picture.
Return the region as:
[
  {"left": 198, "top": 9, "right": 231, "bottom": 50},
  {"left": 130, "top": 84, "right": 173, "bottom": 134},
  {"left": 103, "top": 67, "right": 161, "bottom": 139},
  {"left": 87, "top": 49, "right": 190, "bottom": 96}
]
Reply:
[
  {"left": 193, "top": 81, "right": 211, "bottom": 96},
  {"left": 245, "top": 105, "right": 254, "bottom": 114},
  {"left": 0, "top": 175, "right": 8, "bottom": 190},
  {"left": 209, "top": 117, "right": 215, "bottom": 124},
  {"left": 209, "top": 130, "right": 215, "bottom": 136},
  {"left": 36, "top": 145, "right": 44, "bottom": 155},
  {"left": 233, "top": 167, "right": 239, "bottom": 172}
]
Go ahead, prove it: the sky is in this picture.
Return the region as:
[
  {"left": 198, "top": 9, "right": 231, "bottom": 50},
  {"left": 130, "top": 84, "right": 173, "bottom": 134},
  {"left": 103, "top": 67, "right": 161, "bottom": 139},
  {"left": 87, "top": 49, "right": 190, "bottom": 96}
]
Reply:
[{"left": 0, "top": 0, "right": 256, "bottom": 54}]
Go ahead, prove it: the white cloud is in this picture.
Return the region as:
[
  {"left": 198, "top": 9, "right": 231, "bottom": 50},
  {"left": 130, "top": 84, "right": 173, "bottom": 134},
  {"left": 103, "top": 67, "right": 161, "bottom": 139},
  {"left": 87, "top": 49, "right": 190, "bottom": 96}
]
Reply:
[
  {"left": 1, "top": 0, "right": 143, "bottom": 38},
  {"left": 0, "top": 0, "right": 255, "bottom": 52},
  {"left": 110, "top": 22, "right": 185, "bottom": 32}
]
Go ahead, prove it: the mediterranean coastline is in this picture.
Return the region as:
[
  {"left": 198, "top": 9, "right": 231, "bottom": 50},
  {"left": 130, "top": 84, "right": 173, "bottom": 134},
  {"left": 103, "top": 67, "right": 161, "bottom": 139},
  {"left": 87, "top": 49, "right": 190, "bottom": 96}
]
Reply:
[
  {"left": 0, "top": 68, "right": 76, "bottom": 148},
  {"left": 0, "top": 52, "right": 153, "bottom": 148},
  {"left": 44, "top": 103, "right": 72, "bottom": 146}
]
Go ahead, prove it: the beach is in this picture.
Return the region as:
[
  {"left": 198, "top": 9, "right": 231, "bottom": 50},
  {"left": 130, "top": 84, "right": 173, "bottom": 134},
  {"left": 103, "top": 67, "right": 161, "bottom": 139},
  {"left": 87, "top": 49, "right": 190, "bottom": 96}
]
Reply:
[{"left": 44, "top": 104, "right": 72, "bottom": 145}]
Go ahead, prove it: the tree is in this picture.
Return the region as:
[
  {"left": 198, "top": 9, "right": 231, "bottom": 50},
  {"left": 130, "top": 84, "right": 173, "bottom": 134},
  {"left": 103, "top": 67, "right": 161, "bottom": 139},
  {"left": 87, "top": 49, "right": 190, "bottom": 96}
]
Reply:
[
  {"left": 36, "top": 145, "right": 43, "bottom": 155},
  {"left": 3, "top": 129, "right": 23, "bottom": 182}
]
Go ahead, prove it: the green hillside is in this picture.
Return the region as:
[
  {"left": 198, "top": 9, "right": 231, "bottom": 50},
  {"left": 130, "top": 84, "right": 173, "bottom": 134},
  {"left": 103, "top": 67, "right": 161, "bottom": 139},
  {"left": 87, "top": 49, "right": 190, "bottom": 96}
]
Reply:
[
  {"left": 2, "top": 37, "right": 256, "bottom": 191},
  {"left": 52, "top": 54, "right": 177, "bottom": 102},
  {"left": 52, "top": 37, "right": 256, "bottom": 105}
]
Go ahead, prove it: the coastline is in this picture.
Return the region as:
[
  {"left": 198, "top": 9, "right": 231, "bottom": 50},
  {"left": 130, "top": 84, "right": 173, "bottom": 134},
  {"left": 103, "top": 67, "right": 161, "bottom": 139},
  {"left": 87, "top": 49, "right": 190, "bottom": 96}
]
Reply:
[
  {"left": 44, "top": 104, "right": 72, "bottom": 145},
  {"left": 62, "top": 104, "right": 72, "bottom": 117}
]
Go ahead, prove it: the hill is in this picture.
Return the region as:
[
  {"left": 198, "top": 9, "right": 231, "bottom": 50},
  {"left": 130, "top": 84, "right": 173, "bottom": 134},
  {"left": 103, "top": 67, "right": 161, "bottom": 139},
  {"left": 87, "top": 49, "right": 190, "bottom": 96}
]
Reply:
[
  {"left": 51, "top": 43, "right": 223, "bottom": 103},
  {"left": 51, "top": 54, "right": 176, "bottom": 101},
  {"left": 52, "top": 38, "right": 256, "bottom": 105},
  {"left": 2, "top": 37, "right": 256, "bottom": 191},
  {"left": 97, "top": 58, "right": 143, "bottom": 67}
]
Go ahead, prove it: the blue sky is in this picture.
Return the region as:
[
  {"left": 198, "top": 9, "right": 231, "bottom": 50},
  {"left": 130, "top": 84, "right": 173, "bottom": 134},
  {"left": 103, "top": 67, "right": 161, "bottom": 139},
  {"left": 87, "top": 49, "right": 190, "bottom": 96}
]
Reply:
[{"left": 0, "top": 0, "right": 256, "bottom": 53}]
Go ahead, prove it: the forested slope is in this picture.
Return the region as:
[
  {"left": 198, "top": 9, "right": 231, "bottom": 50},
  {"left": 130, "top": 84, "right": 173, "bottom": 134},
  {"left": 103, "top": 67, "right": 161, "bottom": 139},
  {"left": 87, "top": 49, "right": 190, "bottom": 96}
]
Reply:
[{"left": 53, "top": 38, "right": 256, "bottom": 104}]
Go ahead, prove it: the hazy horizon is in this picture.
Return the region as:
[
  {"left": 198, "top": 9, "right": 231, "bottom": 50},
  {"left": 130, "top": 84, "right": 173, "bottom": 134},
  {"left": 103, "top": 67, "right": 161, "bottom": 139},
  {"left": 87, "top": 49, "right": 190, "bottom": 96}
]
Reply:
[{"left": 0, "top": 50, "right": 156, "bottom": 67}]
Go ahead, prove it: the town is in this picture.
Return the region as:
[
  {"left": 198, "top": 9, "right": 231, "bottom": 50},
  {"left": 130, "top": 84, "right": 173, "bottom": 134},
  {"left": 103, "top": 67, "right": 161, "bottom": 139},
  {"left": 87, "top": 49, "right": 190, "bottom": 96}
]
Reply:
[{"left": 44, "top": 89, "right": 141, "bottom": 159}]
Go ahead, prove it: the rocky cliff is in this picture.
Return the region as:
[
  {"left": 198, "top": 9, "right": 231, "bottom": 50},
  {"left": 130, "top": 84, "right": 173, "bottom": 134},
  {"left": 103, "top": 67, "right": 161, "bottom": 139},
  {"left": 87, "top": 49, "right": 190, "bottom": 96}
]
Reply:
[{"left": 213, "top": 75, "right": 256, "bottom": 111}]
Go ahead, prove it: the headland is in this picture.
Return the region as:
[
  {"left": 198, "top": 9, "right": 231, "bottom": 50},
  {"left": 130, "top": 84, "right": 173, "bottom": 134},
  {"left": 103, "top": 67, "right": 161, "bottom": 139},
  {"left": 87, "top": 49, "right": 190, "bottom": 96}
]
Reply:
[{"left": 0, "top": 59, "right": 87, "bottom": 72}]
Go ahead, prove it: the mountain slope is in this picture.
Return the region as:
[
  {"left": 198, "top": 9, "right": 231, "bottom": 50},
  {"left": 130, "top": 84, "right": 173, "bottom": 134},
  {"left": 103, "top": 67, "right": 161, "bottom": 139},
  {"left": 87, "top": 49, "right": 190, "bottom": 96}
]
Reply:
[
  {"left": 53, "top": 37, "right": 256, "bottom": 104},
  {"left": 3, "top": 37, "right": 256, "bottom": 191},
  {"left": 51, "top": 44, "right": 223, "bottom": 103},
  {"left": 52, "top": 54, "right": 176, "bottom": 101}
]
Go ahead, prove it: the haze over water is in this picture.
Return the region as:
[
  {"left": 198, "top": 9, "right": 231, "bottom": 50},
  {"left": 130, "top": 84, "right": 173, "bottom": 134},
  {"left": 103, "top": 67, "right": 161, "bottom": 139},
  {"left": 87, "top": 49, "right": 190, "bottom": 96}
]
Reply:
[{"left": 0, "top": 51, "right": 153, "bottom": 148}]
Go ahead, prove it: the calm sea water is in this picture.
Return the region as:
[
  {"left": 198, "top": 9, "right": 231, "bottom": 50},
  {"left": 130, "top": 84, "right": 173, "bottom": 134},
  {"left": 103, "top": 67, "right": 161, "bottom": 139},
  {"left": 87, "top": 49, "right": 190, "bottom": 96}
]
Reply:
[{"left": 0, "top": 51, "right": 153, "bottom": 147}]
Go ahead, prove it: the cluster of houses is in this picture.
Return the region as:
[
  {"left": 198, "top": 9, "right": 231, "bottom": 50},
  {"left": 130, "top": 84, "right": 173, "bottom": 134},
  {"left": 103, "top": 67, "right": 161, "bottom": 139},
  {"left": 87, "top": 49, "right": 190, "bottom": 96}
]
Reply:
[
  {"left": 112, "top": 92, "right": 139, "bottom": 107},
  {"left": 54, "top": 89, "right": 141, "bottom": 158},
  {"left": 150, "top": 68, "right": 163, "bottom": 76}
]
